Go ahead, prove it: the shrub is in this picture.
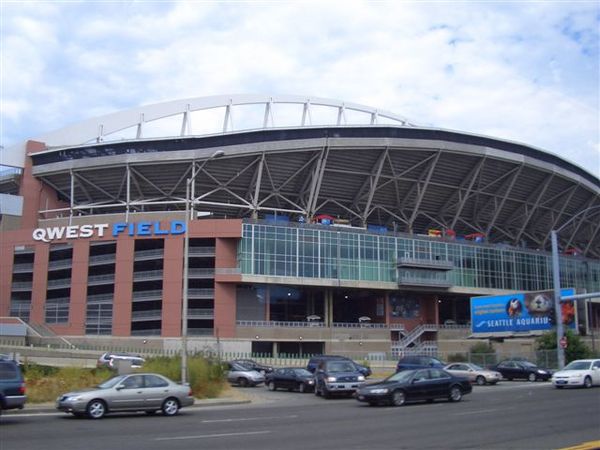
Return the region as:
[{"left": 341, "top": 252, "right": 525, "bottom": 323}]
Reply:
[
  {"left": 536, "top": 329, "right": 592, "bottom": 363},
  {"left": 446, "top": 353, "right": 467, "bottom": 363}
]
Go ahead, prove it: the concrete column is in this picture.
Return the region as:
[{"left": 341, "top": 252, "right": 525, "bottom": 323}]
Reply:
[
  {"left": 67, "top": 240, "right": 89, "bottom": 334},
  {"left": 113, "top": 239, "right": 134, "bottom": 336},
  {"left": 162, "top": 236, "right": 184, "bottom": 337},
  {"left": 30, "top": 243, "right": 49, "bottom": 324}
]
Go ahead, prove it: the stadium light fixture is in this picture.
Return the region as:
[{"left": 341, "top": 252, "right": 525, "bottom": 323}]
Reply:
[{"left": 181, "top": 150, "right": 224, "bottom": 384}]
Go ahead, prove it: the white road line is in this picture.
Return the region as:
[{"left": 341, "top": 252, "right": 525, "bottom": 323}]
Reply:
[
  {"left": 454, "top": 407, "right": 513, "bottom": 416},
  {"left": 202, "top": 414, "right": 297, "bottom": 423},
  {"left": 155, "top": 430, "right": 272, "bottom": 441}
]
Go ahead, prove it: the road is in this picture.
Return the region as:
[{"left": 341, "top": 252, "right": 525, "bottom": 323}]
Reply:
[{"left": 1, "top": 382, "right": 599, "bottom": 450}]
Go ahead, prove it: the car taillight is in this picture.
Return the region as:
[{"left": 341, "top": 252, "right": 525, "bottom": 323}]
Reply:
[
  {"left": 188, "top": 388, "right": 193, "bottom": 396},
  {"left": 19, "top": 382, "right": 26, "bottom": 395}
]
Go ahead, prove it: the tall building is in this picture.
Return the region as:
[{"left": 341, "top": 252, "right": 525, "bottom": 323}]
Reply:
[{"left": 1, "top": 94, "right": 599, "bottom": 355}]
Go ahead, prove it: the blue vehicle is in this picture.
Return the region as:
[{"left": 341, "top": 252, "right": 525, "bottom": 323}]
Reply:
[
  {"left": 395, "top": 355, "right": 445, "bottom": 373},
  {"left": 0, "top": 357, "right": 26, "bottom": 414}
]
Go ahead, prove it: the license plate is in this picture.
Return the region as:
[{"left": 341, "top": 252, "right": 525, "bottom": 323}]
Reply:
[{"left": 556, "top": 380, "right": 567, "bottom": 385}]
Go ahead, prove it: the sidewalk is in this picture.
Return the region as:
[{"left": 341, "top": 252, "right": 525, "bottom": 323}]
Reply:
[{"left": 3, "top": 394, "right": 252, "bottom": 415}]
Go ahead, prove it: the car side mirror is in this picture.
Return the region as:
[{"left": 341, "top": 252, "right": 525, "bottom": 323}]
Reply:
[{"left": 116, "top": 384, "right": 125, "bottom": 390}]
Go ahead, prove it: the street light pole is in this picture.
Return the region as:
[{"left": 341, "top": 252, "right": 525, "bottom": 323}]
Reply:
[
  {"left": 181, "top": 150, "right": 224, "bottom": 384},
  {"left": 181, "top": 177, "right": 192, "bottom": 384},
  {"left": 551, "top": 230, "right": 565, "bottom": 369}
]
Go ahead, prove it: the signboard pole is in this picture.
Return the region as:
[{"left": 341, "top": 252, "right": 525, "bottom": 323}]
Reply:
[{"left": 551, "top": 230, "right": 565, "bottom": 370}]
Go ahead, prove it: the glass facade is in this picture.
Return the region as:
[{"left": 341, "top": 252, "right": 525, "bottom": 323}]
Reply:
[{"left": 239, "top": 222, "right": 600, "bottom": 293}]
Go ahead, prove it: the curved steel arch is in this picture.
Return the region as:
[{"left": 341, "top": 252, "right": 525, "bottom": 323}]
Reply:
[{"left": 34, "top": 94, "right": 414, "bottom": 147}]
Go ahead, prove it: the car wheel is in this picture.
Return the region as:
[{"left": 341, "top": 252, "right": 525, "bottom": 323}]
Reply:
[
  {"left": 475, "top": 376, "right": 486, "bottom": 386},
  {"left": 86, "top": 399, "right": 106, "bottom": 419},
  {"left": 584, "top": 376, "right": 592, "bottom": 389},
  {"left": 391, "top": 390, "right": 406, "bottom": 406},
  {"left": 238, "top": 377, "right": 249, "bottom": 388},
  {"left": 322, "top": 386, "right": 331, "bottom": 399},
  {"left": 314, "top": 386, "right": 321, "bottom": 396},
  {"left": 162, "top": 398, "right": 180, "bottom": 416},
  {"left": 267, "top": 381, "right": 276, "bottom": 391},
  {"left": 449, "top": 386, "right": 462, "bottom": 402},
  {"left": 528, "top": 373, "right": 537, "bottom": 382},
  {"left": 298, "top": 382, "right": 306, "bottom": 393},
  {"left": 368, "top": 401, "right": 378, "bottom": 407}
]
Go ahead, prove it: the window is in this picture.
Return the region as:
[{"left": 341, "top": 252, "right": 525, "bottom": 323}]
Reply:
[
  {"left": 144, "top": 375, "right": 168, "bottom": 388},
  {"left": 122, "top": 375, "right": 144, "bottom": 389}
]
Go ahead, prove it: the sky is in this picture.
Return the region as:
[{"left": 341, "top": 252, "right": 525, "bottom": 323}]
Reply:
[{"left": 1, "top": 0, "right": 599, "bottom": 176}]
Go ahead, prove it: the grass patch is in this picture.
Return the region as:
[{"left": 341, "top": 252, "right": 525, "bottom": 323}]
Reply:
[
  {"left": 24, "top": 364, "right": 113, "bottom": 403},
  {"left": 23, "top": 356, "right": 227, "bottom": 403}
]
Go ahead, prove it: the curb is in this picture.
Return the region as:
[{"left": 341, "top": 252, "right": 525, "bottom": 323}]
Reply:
[{"left": 3, "top": 398, "right": 251, "bottom": 415}]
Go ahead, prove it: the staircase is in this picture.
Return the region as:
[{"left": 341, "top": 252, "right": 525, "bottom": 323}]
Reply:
[{"left": 391, "top": 324, "right": 438, "bottom": 356}]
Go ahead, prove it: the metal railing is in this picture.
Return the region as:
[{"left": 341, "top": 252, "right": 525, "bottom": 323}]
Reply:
[
  {"left": 237, "top": 320, "right": 325, "bottom": 328},
  {"left": 188, "top": 268, "right": 215, "bottom": 277},
  {"left": 89, "top": 254, "right": 116, "bottom": 265},
  {"left": 215, "top": 268, "right": 241, "bottom": 275},
  {"left": 131, "top": 309, "right": 163, "bottom": 320},
  {"left": 133, "top": 270, "right": 163, "bottom": 281},
  {"left": 132, "top": 290, "right": 163, "bottom": 301},
  {"left": 189, "top": 247, "right": 216, "bottom": 256},
  {"left": 332, "top": 322, "right": 389, "bottom": 329},
  {"left": 11, "top": 282, "right": 33, "bottom": 290},
  {"left": 88, "top": 274, "right": 115, "bottom": 284},
  {"left": 48, "top": 259, "right": 72, "bottom": 270},
  {"left": 12, "top": 263, "right": 33, "bottom": 273},
  {"left": 187, "top": 308, "right": 214, "bottom": 319},
  {"left": 47, "top": 279, "right": 71, "bottom": 288},
  {"left": 187, "top": 288, "right": 214, "bottom": 298}
]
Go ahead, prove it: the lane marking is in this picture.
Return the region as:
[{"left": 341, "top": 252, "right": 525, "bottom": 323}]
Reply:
[
  {"left": 155, "top": 430, "right": 271, "bottom": 441},
  {"left": 454, "top": 407, "right": 513, "bottom": 416},
  {"left": 557, "top": 440, "right": 600, "bottom": 450},
  {"left": 202, "top": 414, "right": 297, "bottom": 423}
]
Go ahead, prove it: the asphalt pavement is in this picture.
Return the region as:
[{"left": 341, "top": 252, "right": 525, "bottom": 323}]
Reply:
[{"left": 2, "top": 381, "right": 599, "bottom": 450}]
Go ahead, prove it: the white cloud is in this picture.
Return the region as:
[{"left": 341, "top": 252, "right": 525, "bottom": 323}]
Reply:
[{"left": 1, "top": 1, "right": 598, "bottom": 175}]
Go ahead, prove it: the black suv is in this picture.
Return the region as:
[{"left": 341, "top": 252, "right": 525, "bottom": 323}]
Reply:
[
  {"left": 314, "top": 358, "right": 366, "bottom": 398},
  {"left": 0, "top": 358, "right": 26, "bottom": 414},
  {"left": 396, "top": 355, "right": 445, "bottom": 372},
  {"left": 307, "top": 355, "right": 372, "bottom": 378}
]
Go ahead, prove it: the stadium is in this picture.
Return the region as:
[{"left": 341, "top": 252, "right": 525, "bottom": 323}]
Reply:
[{"left": 1, "top": 94, "right": 599, "bottom": 357}]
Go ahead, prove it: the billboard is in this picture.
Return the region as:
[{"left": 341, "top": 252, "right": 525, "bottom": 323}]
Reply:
[{"left": 471, "top": 289, "right": 577, "bottom": 335}]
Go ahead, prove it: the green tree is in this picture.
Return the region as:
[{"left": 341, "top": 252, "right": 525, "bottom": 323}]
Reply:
[{"left": 536, "top": 329, "right": 592, "bottom": 363}]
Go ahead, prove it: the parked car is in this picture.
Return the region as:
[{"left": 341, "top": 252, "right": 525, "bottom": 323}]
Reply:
[
  {"left": 226, "top": 362, "right": 265, "bottom": 387},
  {"left": 231, "top": 359, "right": 274, "bottom": 374},
  {"left": 356, "top": 368, "right": 472, "bottom": 407},
  {"left": 314, "top": 359, "right": 365, "bottom": 398},
  {"left": 396, "top": 355, "right": 445, "bottom": 372},
  {"left": 0, "top": 358, "right": 26, "bottom": 415},
  {"left": 444, "top": 363, "right": 502, "bottom": 385},
  {"left": 56, "top": 373, "right": 194, "bottom": 419},
  {"left": 307, "top": 355, "right": 372, "bottom": 378},
  {"left": 551, "top": 359, "right": 600, "bottom": 389},
  {"left": 265, "top": 368, "right": 315, "bottom": 393},
  {"left": 488, "top": 359, "right": 552, "bottom": 381},
  {"left": 97, "top": 352, "right": 145, "bottom": 369}
]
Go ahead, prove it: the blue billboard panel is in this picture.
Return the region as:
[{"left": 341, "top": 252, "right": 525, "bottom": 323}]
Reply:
[{"left": 471, "top": 289, "right": 576, "bottom": 335}]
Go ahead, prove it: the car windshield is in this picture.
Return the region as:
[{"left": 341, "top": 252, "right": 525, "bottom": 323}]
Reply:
[
  {"left": 231, "top": 363, "right": 249, "bottom": 371},
  {"left": 294, "top": 369, "right": 312, "bottom": 377},
  {"left": 563, "top": 361, "right": 590, "bottom": 370},
  {"left": 327, "top": 362, "right": 356, "bottom": 372},
  {"left": 97, "top": 375, "right": 127, "bottom": 389},
  {"left": 386, "top": 371, "right": 415, "bottom": 383}
]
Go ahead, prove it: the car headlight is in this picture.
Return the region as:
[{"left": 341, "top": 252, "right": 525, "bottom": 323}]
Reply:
[
  {"left": 537, "top": 370, "right": 547, "bottom": 374},
  {"left": 573, "top": 373, "right": 583, "bottom": 378},
  {"left": 370, "top": 388, "right": 389, "bottom": 394},
  {"left": 326, "top": 376, "right": 337, "bottom": 382},
  {"left": 358, "top": 375, "right": 365, "bottom": 381},
  {"left": 307, "top": 380, "right": 314, "bottom": 384}
]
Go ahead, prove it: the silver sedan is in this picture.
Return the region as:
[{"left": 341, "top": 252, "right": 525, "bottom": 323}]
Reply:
[
  {"left": 56, "top": 373, "right": 195, "bottom": 419},
  {"left": 444, "top": 363, "right": 502, "bottom": 385}
]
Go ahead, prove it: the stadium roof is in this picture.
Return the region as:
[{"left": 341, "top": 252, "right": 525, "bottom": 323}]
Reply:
[{"left": 4, "top": 95, "right": 600, "bottom": 257}]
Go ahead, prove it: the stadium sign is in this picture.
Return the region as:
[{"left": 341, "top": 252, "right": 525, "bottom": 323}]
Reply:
[
  {"left": 32, "top": 221, "right": 186, "bottom": 243},
  {"left": 470, "top": 288, "right": 577, "bottom": 336}
]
